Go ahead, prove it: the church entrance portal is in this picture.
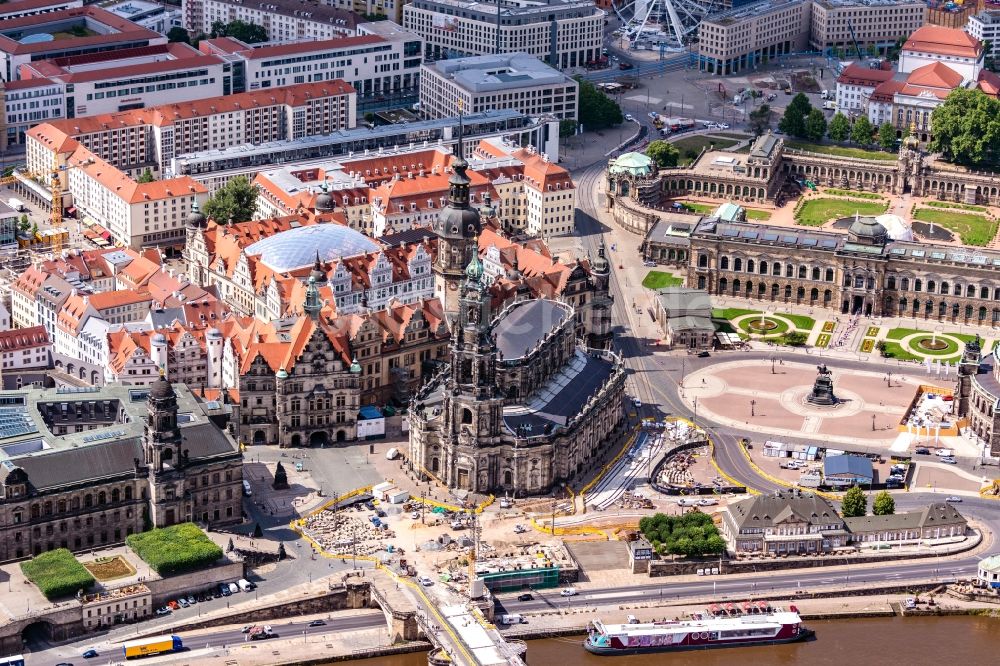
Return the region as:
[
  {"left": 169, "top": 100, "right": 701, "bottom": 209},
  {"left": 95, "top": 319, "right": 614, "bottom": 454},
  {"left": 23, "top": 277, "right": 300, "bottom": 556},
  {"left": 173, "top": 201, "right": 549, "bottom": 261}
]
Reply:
[{"left": 309, "top": 431, "right": 329, "bottom": 448}]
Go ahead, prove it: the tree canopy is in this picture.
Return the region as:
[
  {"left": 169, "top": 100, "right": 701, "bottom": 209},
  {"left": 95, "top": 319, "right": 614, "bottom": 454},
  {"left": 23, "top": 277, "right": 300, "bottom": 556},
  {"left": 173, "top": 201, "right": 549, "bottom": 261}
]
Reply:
[
  {"left": 559, "top": 119, "right": 578, "bottom": 138},
  {"left": 827, "top": 112, "right": 851, "bottom": 142},
  {"left": 851, "top": 116, "right": 874, "bottom": 146},
  {"left": 574, "top": 77, "right": 623, "bottom": 131},
  {"left": 639, "top": 510, "right": 726, "bottom": 558},
  {"left": 137, "top": 168, "right": 155, "bottom": 183},
  {"left": 749, "top": 104, "right": 772, "bottom": 137},
  {"left": 778, "top": 93, "right": 812, "bottom": 138},
  {"left": 804, "top": 109, "right": 827, "bottom": 142},
  {"left": 930, "top": 88, "right": 1000, "bottom": 168},
  {"left": 645, "top": 140, "right": 680, "bottom": 168},
  {"left": 841, "top": 485, "right": 867, "bottom": 518},
  {"left": 877, "top": 122, "right": 897, "bottom": 151},
  {"left": 210, "top": 19, "right": 268, "bottom": 44},
  {"left": 872, "top": 490, "right": 895, "bottom": 515},
  {"left": 167, "top": 27, "right": 191, "bottom": 44},
  {"left": 203, "top": 176, "right": 258, "bottom": 224}
]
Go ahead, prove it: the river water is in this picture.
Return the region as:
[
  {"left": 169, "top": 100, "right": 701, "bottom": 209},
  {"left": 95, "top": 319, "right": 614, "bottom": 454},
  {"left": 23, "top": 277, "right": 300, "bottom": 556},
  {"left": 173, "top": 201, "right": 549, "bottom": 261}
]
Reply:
[{"left": 339, "top": 615, "right": 1000, "bottom": 665}]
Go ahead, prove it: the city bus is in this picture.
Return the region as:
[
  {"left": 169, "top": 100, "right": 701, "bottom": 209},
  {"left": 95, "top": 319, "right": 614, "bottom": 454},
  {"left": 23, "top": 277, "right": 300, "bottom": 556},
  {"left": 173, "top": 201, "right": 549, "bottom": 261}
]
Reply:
[{"left": 122, "top": 635, "right": 183, "bottom": 659}]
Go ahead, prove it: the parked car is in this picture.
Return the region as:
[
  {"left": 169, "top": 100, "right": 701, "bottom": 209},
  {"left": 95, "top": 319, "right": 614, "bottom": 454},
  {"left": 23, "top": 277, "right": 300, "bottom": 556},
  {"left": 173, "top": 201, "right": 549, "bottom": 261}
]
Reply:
[
  {"left": 410, "top": 511, "right": 421, "bottom": 520},
  {"left": 517, "top": 593, "right": 534, "bottom": 601},
  {"left": 513, "top": 524, "right": 527, "bottom": 534},
  {"left": 308, "top": 619, "right": 327, "bottom": 627},
  {"left": 82, "top": 650, "right": 99, "bottom": 659},
  {"left": 915, "top": 447, "right": 930, "bottom": 455},
  {"left": 643, "top": 261, "right": 656, "bottom": 267},
  {"left": 945, "top": 496, "right": 962, "bottom": 503},
  {"left": 697, "top": 498, "right": 718, "bottom": 506},
  {"left": 717, "top": 123, "right": 730, "bottom": 129},
  {"left": 561, "top": 588, "right": 578, "bottom": 597},
  {"left": 903, "top": 597, "right": 917, "bottom": 609},
  {"left": 156, "top": 607, "right": 171, "bottom": 616},
  {"left": 177, "top": 598, "right": 189, "bottom": 608},
  {"left": 167, "top": 600, "right": 179, "bottom": 610},
  {"left": 941, "top": 457, "right": 958, "bottom": 464},
  {"left": 418, "top": 576, "right": 434, "bottom": 586},
  {"left": 186, "top": 595, "right": 196, "bottom": 604},
  {"left": 633, "top": 399, "right": 642, "bottom": 409},
  {"left": 697, "top": 351, "right": 711, "bottom": 357},
  {"left": 677, "top": 498, "right": 699, "bottom": 507}
]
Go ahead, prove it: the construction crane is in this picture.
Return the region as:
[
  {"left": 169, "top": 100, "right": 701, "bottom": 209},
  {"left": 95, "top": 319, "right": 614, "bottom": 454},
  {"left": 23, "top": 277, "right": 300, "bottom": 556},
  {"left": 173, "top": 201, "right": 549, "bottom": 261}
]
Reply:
[
  {"left": 845, "top": 18, "right": 864, "bottom": 60},
  {"left": 49, "top": 164, "right": 64, "bottom": 256}
]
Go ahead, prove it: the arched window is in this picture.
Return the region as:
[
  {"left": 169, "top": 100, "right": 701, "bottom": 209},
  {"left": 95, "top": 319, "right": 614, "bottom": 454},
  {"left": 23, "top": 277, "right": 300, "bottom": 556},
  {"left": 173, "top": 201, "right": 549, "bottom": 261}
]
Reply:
[
  {"left": 965, "top": 305, "right": 973, "bottom": 318},
  {"left": 461, "top": 408, "right": 473, "bottom": 425},
  {"left": 698, "top": 254, "right": 709, "bottom": 268},
  {"left": 720, "top": 256, "right": 730, "bottom": 270},
  {"left": 772, "top": 263, "right": 782, "bottom": 276},
  {"left": 811, "top": 267, "right": 820, "bottom": 281},
  {"left": 981, "top": 287, "right": 989, "bottom": 300},
  {"left": 979, "top": 307, "right": 988, "bottom": 321},
  {"left": 759, "top": 261, "right": 768, "bottom": 275},
  {"left": 784, "top": 264, "right": 793, "bottom": 278},
  {"left": 887, "top": 276, "right": 896, "bottom": 290},
  {"left": 967, "top": 285, "right": 976, "bottom": 298},
  {"left": 698, "top": 275, "right": 707, "bottom": 289},
  {"left": 914, "top": 279, "right": 922, "bottom": 292},
  {"left": 798, "top": 265, "right": 807, "bottom": 279},
  {"left": 734, "top": 257, "right": 743, "bottom": 271},
  {"left": 824, "top": 268, "right": 834, "bottom": 282},
  {"left": 810, "top": 288, "right": 819, "bottom": 301},
  {"left": 901, "top": 278, "right": 910, "bottom": 291},
  {"left": 927, "top": 280, "right": 936, "bottom": 294},
  {"left": 747, "top": 259, "right": 755, "bottom": 273},
  {"left": 797, "top": 287, "right": 805, "bottom": 299}
]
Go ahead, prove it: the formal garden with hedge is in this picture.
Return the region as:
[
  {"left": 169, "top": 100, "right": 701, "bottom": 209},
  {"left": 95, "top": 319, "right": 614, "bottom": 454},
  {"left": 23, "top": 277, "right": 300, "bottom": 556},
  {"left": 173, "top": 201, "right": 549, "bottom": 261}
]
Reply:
[
  {"left": 126, "top": 522, "right": 223, "bottom": 576},
  {"left": 20, "top": 549, "right": 95, "bottom": 599},
  {"left": 639, "top": 511, "right": 727, "bottom": 558}
]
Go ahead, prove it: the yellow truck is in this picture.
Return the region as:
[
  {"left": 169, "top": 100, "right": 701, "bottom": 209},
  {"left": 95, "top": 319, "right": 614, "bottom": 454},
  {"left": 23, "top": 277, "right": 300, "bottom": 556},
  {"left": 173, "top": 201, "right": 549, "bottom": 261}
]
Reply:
[{"left": 122, "top": 635, "right": 183, "bottom": 659}]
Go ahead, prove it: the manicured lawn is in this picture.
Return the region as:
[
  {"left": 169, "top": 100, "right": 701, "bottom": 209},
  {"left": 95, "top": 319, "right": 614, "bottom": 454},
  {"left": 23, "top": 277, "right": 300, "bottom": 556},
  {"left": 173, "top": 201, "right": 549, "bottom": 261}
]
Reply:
[
  {"left": 885, "top": 327, "right": 927, "bottom": 341},
  {"left": 924, "top": 201, "right": 988, "bottom": 213},
  {"left": 822, "top": 321, "right": 835, "bottom": 333},
  {"left": 860, "top": 338, "right": 875, "bottom": 353},
  {"left": 83, "top": 555, "right": 136, "bottom": 582},
  {"left": 865, "top": 326, "right": 880, "bottom": 337},
  {"left": 712, "top": 308, "right": 758, "bottom": 320},
  {"left": 672, "top": 136, "right": 739, "bottom": 165},
  {"left": 816, "top": 333, "right": 831, "bottom": 348},
  {"left": 824, "top": 188, "right": 886, "bottom": 200},
  {"left": 785, "top": 141, "right": 898, "bottom": 161},
  {"left": 642, "top": 271, "right": 684, "bottom": 289},
  {"left": 21, "top": 549, "right": 95, "bottom": 600},
  {"left": 909, "top": 335, "right": 959, "bottom": 356},
  {"left": 736, "top": 316, "right": 790, "bottom": 335},
  {"left": 879, "top": 341, "right": 920, "bottom": 362},
  {"left": 795, "top": 198, "right": 888, "bottom": 227},
  {"left": 126, "top": 523, "right": 223, "bottom": 576},
  {"left": 911, "top": 208, "right": 998, "bottom": 247},
  {"left": 674, "top": 201, "right": 770, "bottom": 219},
  {"left": 783, "top": 314, "right": 816, "bottom": 331}
]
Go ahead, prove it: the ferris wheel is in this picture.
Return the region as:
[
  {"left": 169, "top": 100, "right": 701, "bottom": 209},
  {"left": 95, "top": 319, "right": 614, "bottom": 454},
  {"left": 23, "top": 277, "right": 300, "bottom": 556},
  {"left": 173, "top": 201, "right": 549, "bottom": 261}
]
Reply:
[{"left": 610, "top": 0, "right": 721, "bottom": 47}]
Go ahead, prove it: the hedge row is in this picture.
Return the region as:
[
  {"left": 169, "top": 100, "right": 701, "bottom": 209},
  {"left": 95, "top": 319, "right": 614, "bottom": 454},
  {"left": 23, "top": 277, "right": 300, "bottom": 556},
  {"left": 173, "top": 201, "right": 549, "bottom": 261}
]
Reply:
[
  {"left": 20, "top": 548, "right": 95, "bottom": 600},
  {"left": 126, "top": 522, "right": 223, "bottom": 576}
]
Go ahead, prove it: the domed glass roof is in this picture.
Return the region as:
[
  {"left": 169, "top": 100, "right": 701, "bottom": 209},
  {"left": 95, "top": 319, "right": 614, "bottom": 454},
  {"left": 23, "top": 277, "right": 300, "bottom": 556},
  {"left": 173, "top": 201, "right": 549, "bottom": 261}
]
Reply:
[
  {"left": 875, "top": 214, "right": 914, "bottom": 242},
  {"left": 609, "top": 152, "right": 654, "bottom": 176},
  {"left": 245, "top": 224, "right": 381, "bottom": 273}
]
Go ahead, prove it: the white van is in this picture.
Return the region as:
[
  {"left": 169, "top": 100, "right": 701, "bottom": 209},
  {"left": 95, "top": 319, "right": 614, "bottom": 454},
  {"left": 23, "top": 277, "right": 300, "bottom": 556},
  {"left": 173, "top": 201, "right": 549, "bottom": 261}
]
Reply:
[
  {"left": 242, "top": 480, "right": 252, "bottom": 496},
  {"left": 501, "top": 614, "right": 524, "bottom": 625},
  {"left": 386, "top": 447, "right": 400, "bottom": 460},
  {"left": 238, "top": 579, "right": 253, "bottom": 592},
  {"left": 228, "top": 583, "right": 239, "bottom": 594},
  {"left": 626, "top": 615, "right": 638, "bottom": 624}
]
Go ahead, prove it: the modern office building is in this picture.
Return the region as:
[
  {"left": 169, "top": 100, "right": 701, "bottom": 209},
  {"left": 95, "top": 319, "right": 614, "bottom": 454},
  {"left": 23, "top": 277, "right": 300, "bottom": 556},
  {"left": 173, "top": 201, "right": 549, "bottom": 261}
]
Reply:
[
  {"left": 0, "top": 6, "right": 166, "bottom": 82},
  {"left": 696, "top": 0, "right": 811, "bottom": 75},
  {"left": 403, "top": 0, "right": 604, "bottom": 69},
  {"left": 1, "top": 77, "right": 65, "bottom": 148},
  {"left": 968, "top": 11, "right": 1000, "bottom": 60},
  {"left": 809, "top": 0, "right": 927, "bottom": 54},
  {"left": 199, "top": 23, "right": 423, "bottom": 113},
  {"left": 181, "top": 0, "right": 361, "bottom": 42},
  {"left": 419, "top": 52, "right": 578, "bottom": 120},
  {"left": 105, "top": 0, "right": 183, "bottom": 34}
]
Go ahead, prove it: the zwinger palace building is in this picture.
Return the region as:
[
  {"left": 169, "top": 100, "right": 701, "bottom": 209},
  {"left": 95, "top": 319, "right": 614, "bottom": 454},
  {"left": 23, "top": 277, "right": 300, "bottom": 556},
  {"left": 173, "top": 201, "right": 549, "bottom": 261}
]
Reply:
[{"left": 607, "top": 134, "right": 1000, "bottom": 322}]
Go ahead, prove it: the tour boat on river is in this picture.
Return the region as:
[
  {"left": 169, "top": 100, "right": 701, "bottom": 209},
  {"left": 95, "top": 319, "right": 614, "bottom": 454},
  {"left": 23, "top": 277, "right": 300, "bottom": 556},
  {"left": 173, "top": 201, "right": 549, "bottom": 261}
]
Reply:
[{"left": 584, "top": 603, "right": 814, "bottom": 655}]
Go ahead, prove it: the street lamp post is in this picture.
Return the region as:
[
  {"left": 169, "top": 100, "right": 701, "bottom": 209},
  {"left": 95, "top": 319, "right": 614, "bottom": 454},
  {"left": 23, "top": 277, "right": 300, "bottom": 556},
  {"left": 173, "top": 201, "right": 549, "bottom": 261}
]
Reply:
[
  {"left": 872, "top": 414, "right": 876, "bottom": 431},
  {"left": 771, "top": 356, "right": 776, "bottom": 374},
  {"left": 421, "top": 491, "right": 426, "bottom": 525},
  {"left": 886, "top": 371, "right": 892, "bottom": 387},
  {"left": 750, "top": 399, "right": 756, "bottom": 417}
]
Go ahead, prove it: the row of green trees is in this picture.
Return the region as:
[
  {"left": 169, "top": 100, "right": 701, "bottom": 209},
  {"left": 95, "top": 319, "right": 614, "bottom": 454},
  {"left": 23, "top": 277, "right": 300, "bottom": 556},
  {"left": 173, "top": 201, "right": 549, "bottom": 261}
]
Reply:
[
  {"left": 780, "top": 92, "right": 904, "bottom": 150},
  {"left": 573, "top": 77, "right": 624, "bottom": 131},
  {"left": 167, "top": 20, "right": 269, "bottom": 48},
  {"left": 639, "top": 510, "right": 727, "bottom": 558},
  {"left": 841, "top": 485, "right": 895, "bottom": 518}
]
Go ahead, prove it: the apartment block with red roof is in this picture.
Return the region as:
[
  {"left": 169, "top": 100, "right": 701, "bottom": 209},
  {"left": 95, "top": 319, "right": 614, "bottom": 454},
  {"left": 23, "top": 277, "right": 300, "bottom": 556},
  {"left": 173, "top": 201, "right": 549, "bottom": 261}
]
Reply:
[
  {"left": 182, "top": 0, "right": 362, "bottom": 40},
  {"left": 0, "top": 326, "right": 52, "bottom": 375}
]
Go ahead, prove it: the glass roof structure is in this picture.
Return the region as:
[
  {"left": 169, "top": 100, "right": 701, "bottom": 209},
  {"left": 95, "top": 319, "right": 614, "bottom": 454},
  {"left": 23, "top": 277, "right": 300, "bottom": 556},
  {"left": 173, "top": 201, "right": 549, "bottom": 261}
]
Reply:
[{"left": 245, "top": 224, "right": 381, "bottom": 273}]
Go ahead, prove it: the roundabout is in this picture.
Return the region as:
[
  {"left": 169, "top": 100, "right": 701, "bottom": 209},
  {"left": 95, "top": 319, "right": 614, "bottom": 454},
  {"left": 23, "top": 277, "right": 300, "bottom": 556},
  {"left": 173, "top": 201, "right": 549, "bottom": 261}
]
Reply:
[{"left": 897, "top": 332, "right": 964, "bottom": 359}]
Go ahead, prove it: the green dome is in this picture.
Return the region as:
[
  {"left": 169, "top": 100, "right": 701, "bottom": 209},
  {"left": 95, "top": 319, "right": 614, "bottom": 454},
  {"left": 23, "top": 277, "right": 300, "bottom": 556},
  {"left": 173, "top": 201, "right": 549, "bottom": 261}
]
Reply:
[
  {"left": 465, "top": 254, "right": 484, "bottom": 282},
  {"left": 276, "top": 368, "right": 288, "bottom": 380},
  {"left": 609, "top": 152, "right": 654, "bottom": 176},
  {"left": 350, "top": 357, "right": 362, "bottom": 374}
]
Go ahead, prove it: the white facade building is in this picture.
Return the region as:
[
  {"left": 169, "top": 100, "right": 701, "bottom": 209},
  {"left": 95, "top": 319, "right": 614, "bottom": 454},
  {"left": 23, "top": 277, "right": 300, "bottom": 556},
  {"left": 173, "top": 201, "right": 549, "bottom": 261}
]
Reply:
[
  {"left": 403, "top": 0, "right": 604, "bottom": 69},
  {"left": 181, "top": 0, "right": 360, "bottom": 42},
  {"left": 2, "top": 78, "right": 65, "bottom": 148},
  {"left": 419, "top": 52, "right": 578, "bottom": 120},
  {"left": 966, "top": 11, "right": 1000, "bottom": 61}
]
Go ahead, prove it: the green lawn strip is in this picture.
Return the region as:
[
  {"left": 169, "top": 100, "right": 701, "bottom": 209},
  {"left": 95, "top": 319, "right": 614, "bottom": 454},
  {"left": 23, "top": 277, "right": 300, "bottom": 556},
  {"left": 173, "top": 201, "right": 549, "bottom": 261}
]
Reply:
[
  {"left": 712, "top": 308, "right": 758, "bottom": 320},
  {"left": 126, "top": 522, "right": 223, "bottom": 576},
  {"left": 911, "top": 208, "right": 997, "bottom": 247},
  {"left": 21, "top": 549, "right": 95, "bottom": 599},
  {"left": 816, "top": 333, "right": 831, "bottom": 348},
  {"left": 672, "top": 136, "right": 739, "bottom": 165},
  {"left": 865, "top": 326, "right": 879, "bottom": 337},
  {"left": 782, "top": 313, "right": 816, "bottom": 331},
  {"left": 952, "top": 333, "right": 983, "bottom": 344},
  {"left": 714, "top": 320, "right": 736, "bottom": 334},
  {"left": 642, "top": 271, "right": 684, "bottom": 289},
  {"left": 884, "top": 327, "right": 927, "bottom": 341},
  {"left": 879, "top": 341, "right": 921, "bottom": 362},
  {"left": 785, "top": 141, "right": 898, "bottom": 161},
  {"left": 675, "top": 200, "right": 770, "bottom": 219},
  {"left": 736, "top": 316, "right": 790, "bottom": 335},
  {"left": 924, "top": 201, "right": 989, "bottom": 213},
  {"left": 824, "top": 188, "right": 886, "bottom": 201},
  {"left": 795, "top": 198, "right": 888, "bottom": 227},
  {"left": 744, "top": 209, "right": 772, "bottom": 220}
]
